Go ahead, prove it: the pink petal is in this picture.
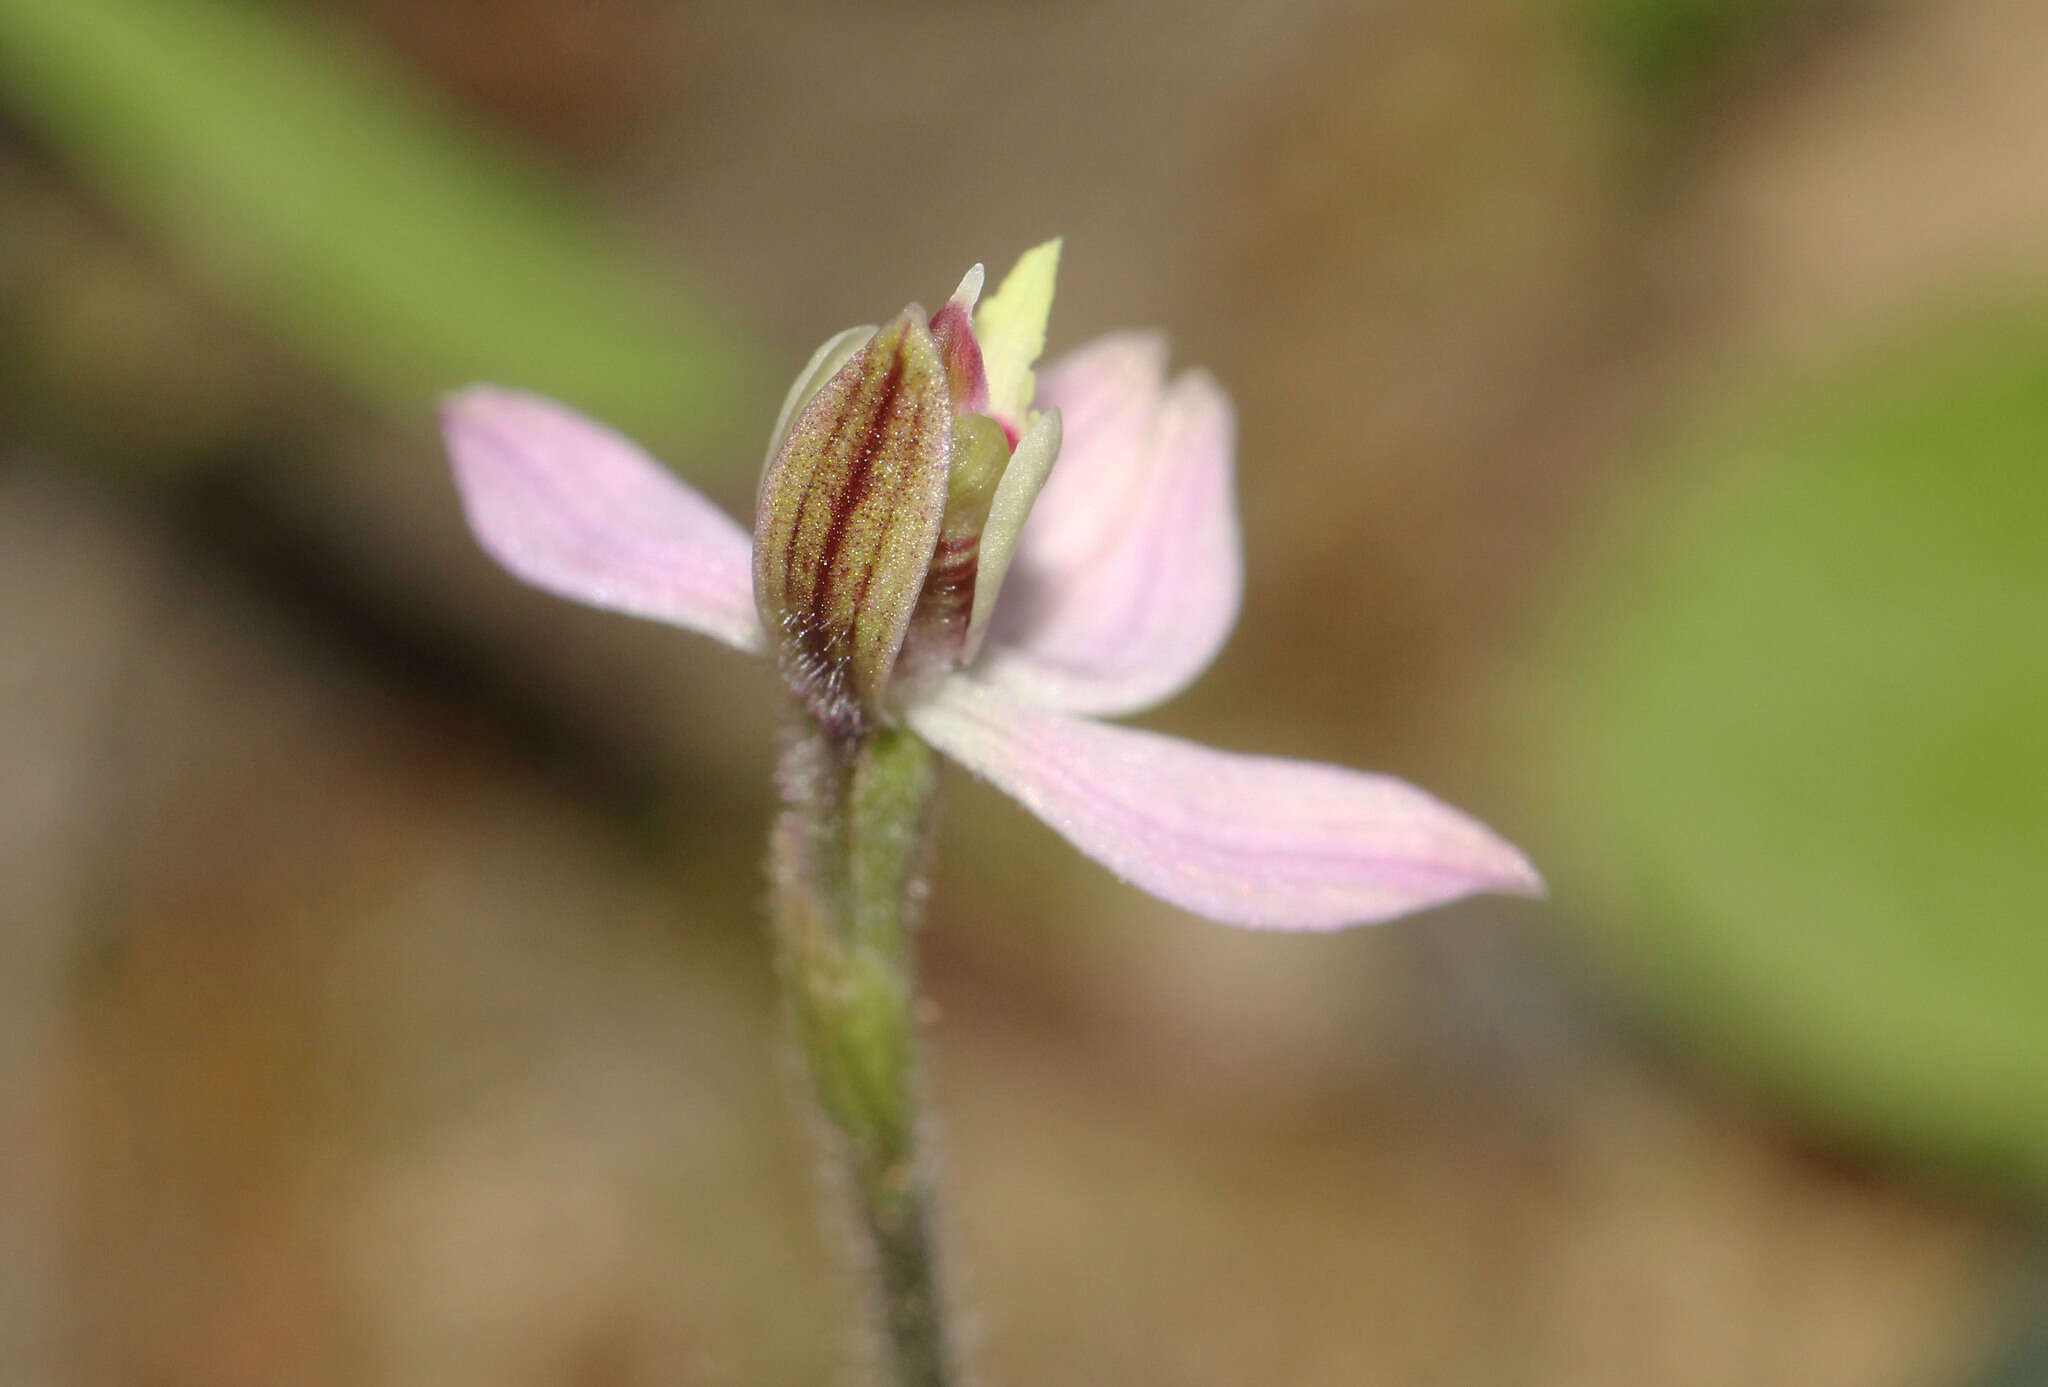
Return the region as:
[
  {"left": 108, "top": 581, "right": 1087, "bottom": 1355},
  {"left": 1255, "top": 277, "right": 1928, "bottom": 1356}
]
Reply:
[
  {"left": 909, "top": 680, "right": 1542, "bottom": 930},
  {"left": 443, "top": 388, "right": 764, "bottom": 651},
  {"left": 977, "top": 333, "right": 1242, "bottom": 716}
]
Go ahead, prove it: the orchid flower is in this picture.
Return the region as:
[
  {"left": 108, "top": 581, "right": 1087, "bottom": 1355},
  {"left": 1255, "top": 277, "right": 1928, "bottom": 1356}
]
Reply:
[
  {"left": 441, "top": 241, "right": 1540, "bottom": 930},
  {"left": 443, "top": 241, "right": 1541, "bottom": 1383}
]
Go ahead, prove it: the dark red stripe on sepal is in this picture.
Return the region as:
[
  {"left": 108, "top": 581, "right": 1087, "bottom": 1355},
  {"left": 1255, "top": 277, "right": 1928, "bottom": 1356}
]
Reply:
[{"left": 753, "top": 308, "right": 953, "bottom": 737}]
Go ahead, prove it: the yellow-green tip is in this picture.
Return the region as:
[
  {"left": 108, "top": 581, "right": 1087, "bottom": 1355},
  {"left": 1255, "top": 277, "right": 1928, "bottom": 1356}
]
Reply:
[{"left": 973, "top": 239, "right": 1062, "bottom": 428}]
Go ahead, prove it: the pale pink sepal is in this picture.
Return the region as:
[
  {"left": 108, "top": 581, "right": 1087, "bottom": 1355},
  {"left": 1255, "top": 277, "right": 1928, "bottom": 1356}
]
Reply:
[
  {"left": 979, "top": 333, "right": 1242, "bottom": 717},
  {"left": 909, "top": 680, "right": 1543, "bottom": 930},
  {"left": 442, "top": 387, "right": 765, "bottom": 652}
]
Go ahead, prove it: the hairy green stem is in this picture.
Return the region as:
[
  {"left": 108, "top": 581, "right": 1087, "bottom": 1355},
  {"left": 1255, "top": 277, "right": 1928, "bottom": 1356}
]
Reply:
[{"left": 770, "top": 721, "right": 952, "bottom": 1387}]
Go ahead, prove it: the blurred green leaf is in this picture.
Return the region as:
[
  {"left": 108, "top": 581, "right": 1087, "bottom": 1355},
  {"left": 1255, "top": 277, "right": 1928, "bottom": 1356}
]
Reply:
[
  {"left": 0, "top": 0, "right": 775, "bottom": 462},
  {"left": 1977, "top": 1306, "right": 2048, "bottom": 1387},
  {"left": 1536, "top": 302, "right": 2048, "bottom": 1196},
  {"left": 1581, "top": 0, "right": 1812, "bottom": 111}
]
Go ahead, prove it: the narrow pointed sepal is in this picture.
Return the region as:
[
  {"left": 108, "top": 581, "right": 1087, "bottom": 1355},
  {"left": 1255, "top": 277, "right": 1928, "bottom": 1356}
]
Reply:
[
  {"left": 975, "top": 238, "right": 1061, "bottom": 430},
  {"left": 929, "top": 264, "right": 991, "bottom": 416},
  {"left": 908, "top": 679, "right": 1544, "bottom": 930},
  {"left": 754, "top": 308, "right": 954, "bottom": 736}
]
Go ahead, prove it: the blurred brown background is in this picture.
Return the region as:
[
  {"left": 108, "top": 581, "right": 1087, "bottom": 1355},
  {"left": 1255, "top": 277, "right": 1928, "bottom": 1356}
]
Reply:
[{"left": 3, "top": 1, "right": 2046, "bottom": 1383}]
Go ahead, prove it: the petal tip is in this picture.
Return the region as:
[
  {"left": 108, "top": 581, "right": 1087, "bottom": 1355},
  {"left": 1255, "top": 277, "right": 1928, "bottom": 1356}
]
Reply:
[
  {"left": 1167, "top": 363, "right": 1230, "bottom": 409},
  {"left": 438, "top": 385, "right": 563, "bottom": 469},
  {"left": 1499, "top": 852, "right": 1548, "bottom": 900},
  {"left": 440, "top": 381, "right": 530, "bottom": 421},
  {"left": 439, "top": 386, "right": 525, "bottom": 484},
  {"left": 950, "top": 263, "right": 986, "bottom": 312},
  {"left": 1459, "top": 816, "right": 1547, "bottom": 901},
  {"left": 437, "top": 383, "right": 498, "bottom": 436}
]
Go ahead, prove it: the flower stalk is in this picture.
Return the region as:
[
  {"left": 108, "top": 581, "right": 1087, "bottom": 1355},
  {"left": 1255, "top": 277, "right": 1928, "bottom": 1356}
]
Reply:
[{"left": 770, "top": 718, "right": 952, "bottom": 1386}]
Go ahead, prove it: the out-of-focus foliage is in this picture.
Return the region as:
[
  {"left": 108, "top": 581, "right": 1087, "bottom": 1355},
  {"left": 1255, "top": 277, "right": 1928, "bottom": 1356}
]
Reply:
[
  {"left": 1537, "top": 301, "right": 2048, "bottom": 1194},
  {"left": 1976, "top": 1277, "right": 2048, "bottom": 1387},
  {"left": 1582, "top": 0, "right": 1815, "bottom": 109},
  {"left": 0, "top": 0, "right": 770, "bottom": 461}
]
